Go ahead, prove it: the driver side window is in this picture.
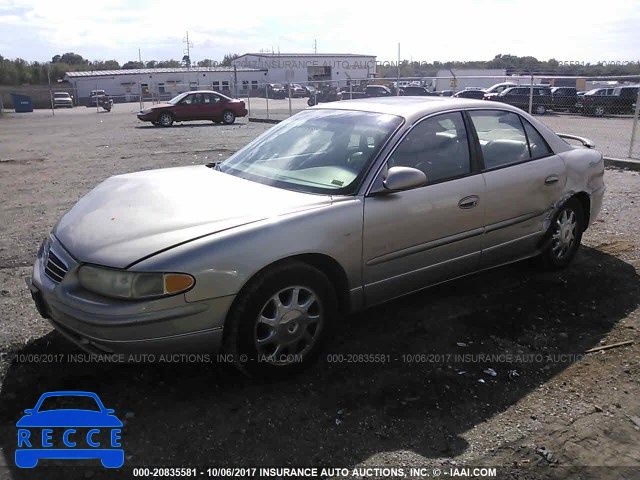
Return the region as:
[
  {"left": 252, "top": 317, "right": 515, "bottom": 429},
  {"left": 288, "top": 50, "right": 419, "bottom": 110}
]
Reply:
[{"left": 389, "top": 112, "right": 471, "bottom": 184}]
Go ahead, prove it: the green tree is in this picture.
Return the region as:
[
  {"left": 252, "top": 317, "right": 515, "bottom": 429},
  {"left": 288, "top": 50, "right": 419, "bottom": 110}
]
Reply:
[
  {"left": 122, "top": 61, "right": 144, "bottom": 69},
  {"left": 59, "top": 52, "right": 88, "bottom": 65},
  {"left": 157, "top": 59, "right": 182, "bottom": 68},
  {"left": 220, "top": 53, "right": 239, "bottom": 67}
]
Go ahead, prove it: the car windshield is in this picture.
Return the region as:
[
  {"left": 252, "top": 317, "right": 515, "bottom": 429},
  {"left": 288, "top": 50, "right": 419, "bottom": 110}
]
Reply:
[
  {"left": 168, "top": 92, "right": 190, "bottom": 104},
  {"left": 219, "top": 109, "right": 403, "bottom": 195},
  {"left": 38, "top": 395, "right": 102, "bottom": 412}
]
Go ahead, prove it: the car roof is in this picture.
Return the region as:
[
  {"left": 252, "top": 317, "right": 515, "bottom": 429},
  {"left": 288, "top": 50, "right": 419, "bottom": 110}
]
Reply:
[
  {"left": 311, "top": 96, "right": 572, "bottom": 153},
  {"left": 313, "top": 96, "right": 510, "bottom": 118}
]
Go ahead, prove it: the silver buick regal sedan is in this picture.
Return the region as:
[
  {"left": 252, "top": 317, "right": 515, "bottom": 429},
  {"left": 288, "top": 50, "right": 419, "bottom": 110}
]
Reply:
[{"left": 27, "top": 97, "right": 605, "bottom": 375}]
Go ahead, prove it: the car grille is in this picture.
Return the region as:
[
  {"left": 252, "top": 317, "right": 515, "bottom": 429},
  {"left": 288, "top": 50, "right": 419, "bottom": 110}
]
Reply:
[{"left": 45, "top": 249, "right": 68, "bottom": 283}]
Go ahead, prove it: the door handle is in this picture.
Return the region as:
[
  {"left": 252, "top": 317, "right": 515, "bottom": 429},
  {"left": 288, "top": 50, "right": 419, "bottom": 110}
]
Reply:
[
  {"left": 458, "top": 195, "right": 479, "bottom": 209},
  {"left": 545, "top": 175, "right": 559, "bottom": 185}
]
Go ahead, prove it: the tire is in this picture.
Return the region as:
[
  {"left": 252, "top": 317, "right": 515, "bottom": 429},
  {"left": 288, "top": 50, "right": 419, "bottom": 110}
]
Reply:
[
  {"left": 538, "top": 198, "right": 584, "bottom": 270},
  {"left": 159, "top": 112, "right": 174, "bottom": 127},
  {"left": 224, "top": 261, "right": 337, "bottom": 377},
  {"left": 222, "top": 110, "right": 236, "bottom": 125},
  {"left": 534, "top": 105, "right": 546, "bottom": 115},
  {"left": 594, "top": 106, "right": 605, "bottom": 117},
  {"left": 307, "top": 98, "right": 316, "bottom": 106}
]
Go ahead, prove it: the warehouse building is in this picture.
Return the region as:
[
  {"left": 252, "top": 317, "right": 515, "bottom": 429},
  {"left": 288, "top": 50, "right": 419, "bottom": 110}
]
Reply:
[
  {"left": 64, "top": 66, "right": 267, "bottom": 104},
  {"left": 231, "top": 53, "right": 377, "bottom": 86}
]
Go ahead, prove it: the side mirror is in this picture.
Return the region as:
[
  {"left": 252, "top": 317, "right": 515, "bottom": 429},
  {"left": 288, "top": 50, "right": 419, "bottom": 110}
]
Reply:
[
  {"left": 383, "top": 166, "right": 427, "bottom": 192},
  {"left": 24, "top": 409, "right": 34, "bottom": 415}
]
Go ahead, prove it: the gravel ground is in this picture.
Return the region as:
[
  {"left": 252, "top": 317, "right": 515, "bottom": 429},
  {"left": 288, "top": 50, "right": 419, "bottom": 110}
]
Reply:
[{"left": 0, "top": 105, "right": 639, "bottom": 480}]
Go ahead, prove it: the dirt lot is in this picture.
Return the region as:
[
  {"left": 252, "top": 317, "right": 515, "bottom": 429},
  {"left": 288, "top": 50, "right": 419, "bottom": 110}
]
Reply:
[{"left": 0, "top": 105, "right": 639, "bottom": 480}]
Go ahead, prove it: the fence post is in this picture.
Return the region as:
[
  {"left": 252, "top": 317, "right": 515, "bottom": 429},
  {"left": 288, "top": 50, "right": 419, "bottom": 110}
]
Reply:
[
  {"left": 47, "top": 63, "right": 54, "bottom": 116},
  {"left": 629, "top": 88, "right": 640, "bottom": 159},
  {"left": 265, "top": 84, "right": 270, "bottom": 120},
  {"left": 247, "top": 90, "right": 251, "bottom": 117},
  {"left": 528, "top": 74, "right": 534, "bottom": 114},
  {"left": 288, "top": 84, "right": 292, "bottom": 117}
]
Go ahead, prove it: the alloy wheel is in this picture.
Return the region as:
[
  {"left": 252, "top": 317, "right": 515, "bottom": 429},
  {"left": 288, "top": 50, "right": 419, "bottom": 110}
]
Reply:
[
  {"left": 254, "top": 286, "right": 323, "bottom": 364},
  {"left": 551, "top": 208, "right": 577, "bottom": 261}
]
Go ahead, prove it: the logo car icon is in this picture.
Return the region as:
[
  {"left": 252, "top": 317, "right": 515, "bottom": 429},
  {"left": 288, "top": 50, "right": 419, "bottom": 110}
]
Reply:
[{"left": 15, "top": 391, "right": 123, "bottom": 468}]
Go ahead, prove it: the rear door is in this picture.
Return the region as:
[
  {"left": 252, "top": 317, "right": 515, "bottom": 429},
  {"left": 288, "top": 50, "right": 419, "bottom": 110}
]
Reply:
[
  {"left": 467, "top": 109, "right": 566, "bottom": 267},
  {"left": 202, "top": 93, "right": 224, "bottom": 120}
]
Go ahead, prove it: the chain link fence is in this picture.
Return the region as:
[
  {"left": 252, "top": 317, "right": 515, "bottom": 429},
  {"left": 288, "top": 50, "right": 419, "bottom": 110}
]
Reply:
[
  {"left": 240, "top": 76, "right": 640, "bottom": 160},
  {"left": 1, "top": 75, "right": 638, "bottom": 159}
]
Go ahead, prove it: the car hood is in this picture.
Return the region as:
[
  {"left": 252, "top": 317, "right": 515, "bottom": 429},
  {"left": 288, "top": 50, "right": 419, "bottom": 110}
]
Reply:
[
  {"left": 148, "top": 103, "right": 173, "bottom": 110},
  {"left": 54, "top": 166, "right": 333, "bottom": 268},
  {"left": 17, "top": 410, "right": 123, "bottom": 427}
]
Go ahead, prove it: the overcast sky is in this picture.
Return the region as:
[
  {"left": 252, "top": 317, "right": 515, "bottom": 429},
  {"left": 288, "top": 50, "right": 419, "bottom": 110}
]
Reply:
[{"left": 1, "top": 0, "right": 639, "bottom": 65}]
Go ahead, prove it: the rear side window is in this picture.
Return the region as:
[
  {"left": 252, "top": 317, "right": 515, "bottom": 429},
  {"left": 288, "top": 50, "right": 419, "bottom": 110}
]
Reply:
[{"left": 521, "top": 119, "right": 552, "bottom": 158}]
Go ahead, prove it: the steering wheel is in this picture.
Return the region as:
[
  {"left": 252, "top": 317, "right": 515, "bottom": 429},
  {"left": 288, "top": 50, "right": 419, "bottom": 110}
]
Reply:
[{"left": 346, "top": 151, "right": 367, "bottom": 172}]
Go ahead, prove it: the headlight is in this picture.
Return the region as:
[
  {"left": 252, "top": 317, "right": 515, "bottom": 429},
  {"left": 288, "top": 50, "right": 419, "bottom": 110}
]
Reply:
[{"left": 78, "top": 265, "right": 194, "bottom": 300}]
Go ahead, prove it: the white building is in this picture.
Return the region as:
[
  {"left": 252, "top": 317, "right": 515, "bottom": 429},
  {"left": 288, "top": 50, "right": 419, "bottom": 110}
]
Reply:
[
  {"left": 231, "top": 53, "right": 377, "bottom": 86},
  {"left": 64, "top": 67, "right": 266, "bottom": 103}
]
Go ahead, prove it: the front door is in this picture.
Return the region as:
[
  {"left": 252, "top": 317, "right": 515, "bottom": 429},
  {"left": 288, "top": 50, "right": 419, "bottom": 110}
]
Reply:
[{"left": 362, "top": 111, "right": 486, "bottom": 306}]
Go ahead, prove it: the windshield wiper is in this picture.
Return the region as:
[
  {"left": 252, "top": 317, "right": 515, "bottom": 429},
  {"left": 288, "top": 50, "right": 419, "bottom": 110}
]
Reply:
[{"left": 205, "top": 161, "right": 223, "bottom": 171}]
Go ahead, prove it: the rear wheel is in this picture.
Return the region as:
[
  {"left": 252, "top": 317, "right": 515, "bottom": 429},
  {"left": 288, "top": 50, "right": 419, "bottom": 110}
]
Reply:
[
  {"left": 224, "top": 261, "right": 336, "bottom": 377},
  {"left": 594, "top": 105, "right": 606, "bottom": 117},
  {"left": 159, "top": 112, "right": 174, "bottom": 127},
  {"left": 538, "top": 198, "right": 584, "bottom": 270},
  {"left": 222, "top": 110, "right": 236, "bottom": 125},
  {"left": 534, "top": 105, "right": 546, "bottom": 115}
]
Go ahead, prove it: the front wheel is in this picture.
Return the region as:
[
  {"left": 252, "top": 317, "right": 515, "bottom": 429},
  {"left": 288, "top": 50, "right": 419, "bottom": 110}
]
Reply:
[
  {"left": 538, "top": 198, "right": 584, "bottom": 270},
  {"left": 307, "top": 98, "right": 316, "bottom": 106},
  {"left": 534, "top": 105, "right": 546, "bottom": 115},
  {"left": 159, "top": 112, "right": 174, "bottom": 127},
  {"left": 222, "top": 110, "right": 236, "bottom": 125},
  {"left": 224, "top": 261, "right": 337, "bottom": 377},
  {"left": 593, "top": 105, "right": 606, "bottom": 117}
]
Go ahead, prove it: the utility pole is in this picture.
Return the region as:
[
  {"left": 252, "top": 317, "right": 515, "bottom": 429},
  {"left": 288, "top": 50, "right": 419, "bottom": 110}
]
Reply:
[
  {"left": 314, "top": 39, "right": 317, "bottom": 54},
  {"left": 183, "top": 31, "right": 193, "bottom": 69},
  {"left": 396, "top": 43, "right": 400, "bottom": 96}
]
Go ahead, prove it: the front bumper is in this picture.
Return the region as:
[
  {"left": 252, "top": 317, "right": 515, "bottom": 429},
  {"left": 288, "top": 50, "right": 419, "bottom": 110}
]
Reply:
[
  {"left": 27, "top": 239, "right": 234, "bottom": 354},
  {"left": 137, "top": 113, "right": 155, "bottom": 122}
]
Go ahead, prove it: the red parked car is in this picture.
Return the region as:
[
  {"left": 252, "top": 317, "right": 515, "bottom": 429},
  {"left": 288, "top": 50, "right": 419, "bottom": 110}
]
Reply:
[{"left": 137, "top": 90, "right": 248, "bottom": 127}]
